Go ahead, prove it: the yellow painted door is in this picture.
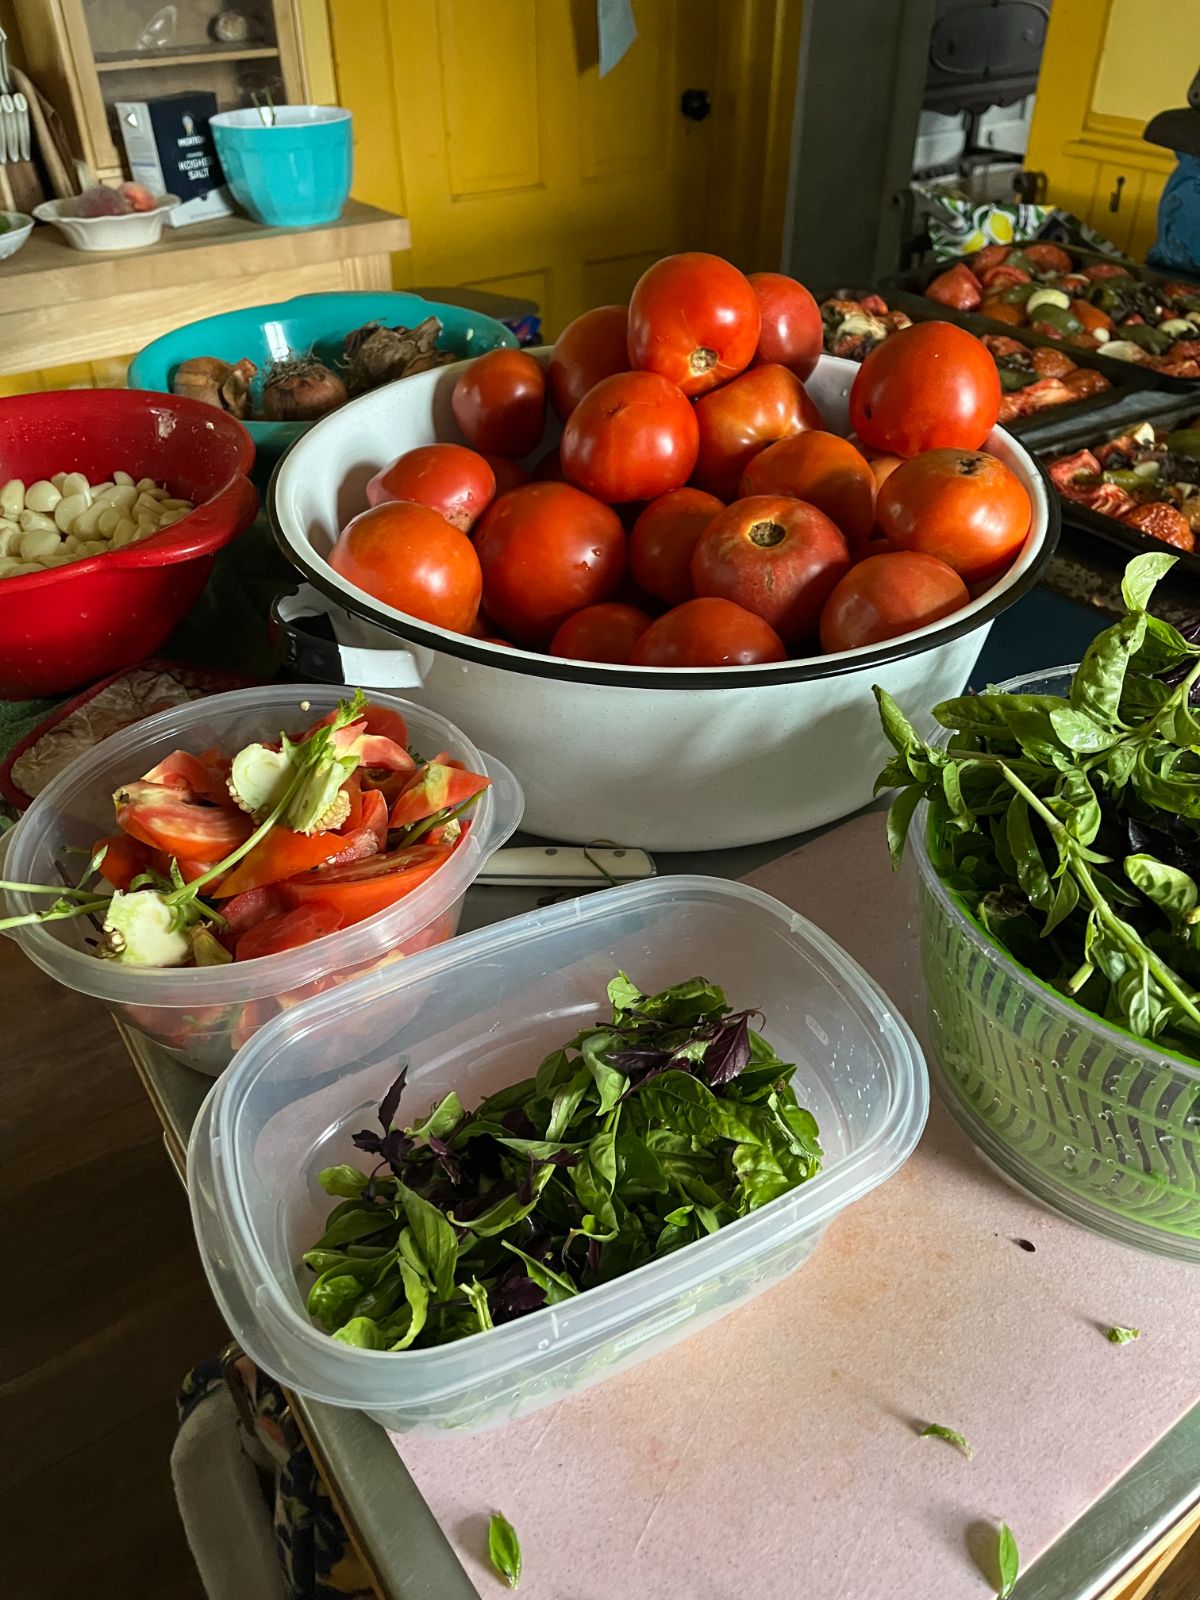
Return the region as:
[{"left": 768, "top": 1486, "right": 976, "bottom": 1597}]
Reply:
[{"left": 330, "top": 0, "right": 722, "bottom": 335}]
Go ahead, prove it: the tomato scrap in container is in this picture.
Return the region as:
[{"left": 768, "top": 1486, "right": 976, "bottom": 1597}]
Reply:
[{"left": 0, "top": 691, "right": 491, "bottom": 969}]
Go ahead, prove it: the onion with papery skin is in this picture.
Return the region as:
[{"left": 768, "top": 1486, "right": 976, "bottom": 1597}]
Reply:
[
  {"left": 342, "top": 316, "right": 455, "bottom": 394},
  {"left": 260, "top": 356, "right": 348, "bottom": 422},
  {"left": 220, "top": 358, "right": 257, "bottom": 420}
]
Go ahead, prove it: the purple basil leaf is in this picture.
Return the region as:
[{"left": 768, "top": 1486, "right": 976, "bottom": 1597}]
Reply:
[
  {"left": 705, "top": 1012, "right": 752, "bottom": 1087},
  {"left": 377, "top": 1066, "right": 408, "bottom": 1134},
  {"left": 501, "top": 1105, "right": 538, "bottom": 1139},
  {"left": 586, "top": 1238, "right": 603, "bottom": 1274},
  {"left": 352, "top": 1128, "right": 385, "bottom": 1156},
  {"left": 542, "top": 1149, "right": 581, "bottom": 1168},
  {"left": 426, "top": 1135, "right": 462, "bottom": 1184},
  {"left": 493, "top": 1273, "right": 547, "bottom": 1322}
]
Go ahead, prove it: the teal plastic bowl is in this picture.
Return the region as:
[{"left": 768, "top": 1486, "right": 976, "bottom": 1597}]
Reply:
[
  {"left": 211, "top": 106, "right": 352, "bottom": 227},
  {"left": 128, "top": 291, "right": 517, "bottom": 462}
]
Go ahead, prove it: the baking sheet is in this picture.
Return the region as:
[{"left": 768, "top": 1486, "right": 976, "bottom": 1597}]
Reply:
[{"left": 390, "top": 812, "right": 1200, "bottom": 1598}]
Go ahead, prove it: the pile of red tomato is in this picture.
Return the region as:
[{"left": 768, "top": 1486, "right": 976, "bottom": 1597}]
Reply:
[{"left": 328, "top": 253, "right": 1034, "bottom": 667}]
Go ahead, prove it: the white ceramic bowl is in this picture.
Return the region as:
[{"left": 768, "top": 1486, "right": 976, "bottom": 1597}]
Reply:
[
  {"left": 33, "top": 195, "right": 180, "bottom": 252},
  {"left": 0, "top": 212, "right": 33, "bottom": 260},
  {"left": 269, "top": 351, "right": 1059, "bottom": 850}
]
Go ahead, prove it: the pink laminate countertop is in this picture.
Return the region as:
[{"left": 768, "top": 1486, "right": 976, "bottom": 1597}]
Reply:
[{"left": 390, "top": 811, "right": 1200, "bottom": 1598}]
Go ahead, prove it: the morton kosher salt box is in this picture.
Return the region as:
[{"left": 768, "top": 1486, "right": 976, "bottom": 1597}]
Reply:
[{"left": 115, "top": 91, "right": 233, "bottom": 226}]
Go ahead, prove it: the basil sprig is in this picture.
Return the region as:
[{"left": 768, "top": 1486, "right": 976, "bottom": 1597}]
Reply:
[{"left": 877, "top": 552, "right": 1200, "bottom": 1053}]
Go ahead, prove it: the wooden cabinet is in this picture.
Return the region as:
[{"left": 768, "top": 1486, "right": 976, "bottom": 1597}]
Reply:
[{"left": 11, "top": 0, "right": 307, "bottom": 183}]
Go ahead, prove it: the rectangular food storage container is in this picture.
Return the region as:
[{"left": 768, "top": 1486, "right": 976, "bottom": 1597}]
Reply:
[
  {"left": 188, "top": 875, "right": 928, "bottom": 1434},
  {"left": 0, "top": 685, "right": 521, "bottom": 1075}
]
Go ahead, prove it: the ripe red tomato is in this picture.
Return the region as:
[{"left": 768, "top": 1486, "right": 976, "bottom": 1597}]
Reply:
[
  {"left": 366, "top": 443, "right": 496, "bottom": 532},
  {"left": 849, "top": 322, "right": 1000, "bottom": 455},
  {"left": 329, "top": 501, "right": 483, "bottom": 632},
  {"left": 549, "top": 602, "right": 652, "bottom": 663},
  {"left": 451, "top": 348, "right": 546, "bottom": 458},
  {"left": 869, "top": 453, "right": 904, "bottom": 491},
  {"left": 691, "top": 364, "right": 825, "bottom": 499},
  {"left": 278, "top": 843, "right": 452, "bottom": 926},
  {"left": 629, "top": 487, "right": 723, "bottom": 607},
  {"left": 691, "top": 495, "right": 851, "bottom": 645},
  {"left": 739, "top": 431, "right": 875, "bottom": 547},
  {"left": 819, "top": 551, "right": 969, "bottom": 652},
  {"left": 473, "top": 481, "right": 626, "bottom": 645},
  {"left": 484, "top": 454, "right": 531, "bottom": 495},
  {"left": 628, "top": 253, "right": 760, "bottom": 396},
  {"left": 631, "top": 597, "right": 786, "bottom": 667},
  {"left": 748, "top": 272, "right": 822, "bottom": 379},
  {"left": 547, "top": 305, "right": 630, "bottom": 420},
  {"left": 561, "top": 371, "right": 699, "bottom": 503},
  {"left": 876, "top": 448, "right": 1030, "bottom": 583}
]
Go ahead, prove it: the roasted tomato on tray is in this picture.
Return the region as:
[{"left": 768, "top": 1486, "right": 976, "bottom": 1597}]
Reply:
[{"left": 1048, "top": 416, "right": 1200, "bottom": 551}]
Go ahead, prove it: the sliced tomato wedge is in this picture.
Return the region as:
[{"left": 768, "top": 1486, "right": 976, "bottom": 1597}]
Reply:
[
  {"left": 235, "top": 904, "right": 346, "bottom": 961},
  {"left": 341, "top": 782, "right": 389, "bottom": 850},
  {"left": 93, "top": 833, "right": 157, "bottom": 891},
  {"left": 316, "top": 700, "right": 411, "bottom": 749},
  {"left": 388, "top": 762, "right": 490, "bottom": 829},
  {"left": 213, "top": 825, "right": 359, "bottom": 900},
  {"left": 278, "top": 842, "right": 452, "bottom": 926},
  {"left": 115, "top": 780, "right": 252, "bottom": 861},
  {"left": 220, "top": 884, "right": 288, "bottom": 935},
  {"left": 141, "top": 750, "right": 231, "bottom": 805}
]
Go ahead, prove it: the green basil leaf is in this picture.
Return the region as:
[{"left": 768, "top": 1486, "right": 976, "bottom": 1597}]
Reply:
[
  {"left": 406, "top": 1091, "right": 463, "bottom": 1141},
  {"left": 607, "top": 971, "right": 642, "bottom": 1012},
  {"left": 1070, "top": 610, "right": 1147, "bottom": 728},
  {"left": 918, "top": 1422, "right": 974, "bottom": 1458},
  {"left": 545, "top": 1065, "right": 592, "bottom": 1140},
  {"left": 1105, "top": 741, "right": 1138, "bottom": 789},
  {"left": 501, "top": 1240, "right": 578, "bottom": 1302},
  {"left": 572, "top": 1150, "right": 619, "bottom": 1240},
  {"left": 1120, "top": 550, "right": 1177, "bottom": 611},
  {"left": 886, "top": 782, "right": 923, "bottom": 870},
  {"left": 587, "top": 1126, "right": 618, "bottom": 1190},
  {"left": 997, "top": 1522, "right": 1020, "bottom": 1599},
  {"left": 1048, "top": 705, "right": 1114, "bottom": 754},
  {"left": 580, "top": 1031, "right": 629, "bottom": 1116},
  {"left": 331, "top": 1315, "right": 387, "bottom": 1349},
  {"left": 1105, "top": 1325, "right": 1140, "bottom": 1344},
  {"left": 395, "top": 1181, "right": 459, "bottom": 1300},
  {"left": 487, "top": 1511, "right": 522, "bottom": 1590},
  {"left": 318, "top": 1164, "right": 370, "bottom": 1199},
  {"left": 1124, "top": 853, "right": 1198, "bottom": 925},
  {"left": 307, "top": 1272, "right": 364, "bottom": 1332},
  {"left": 732, "top": 1140, "right": 793, "bottom": 1208},
  {"left": 385, "top": 1259, "right": 429, "bottom": 1349},
  {"left": 1041, "top": 871, "right": 1079, "bottom": 938},
  {"left": 312, "top": 1205, "right": 393, "bottom": 1251},
  {"left": 455, "top": 1164, "right": 556, "bottom": 1236},
  {"left": 615, "top": 1131, "right": 669, "bottom": 1193},
  {"left": 533, "top": 1047, "right": 573, "bottom": 1098},
  {"left": 1005, "top": 794, "right": 1054, "bottom": 912},
  {"left": 874, "top": 685, "right": 924, "bottom": 756},
  {"left": 1130, "top": 613, "right": 1192, "bottom": 678}
]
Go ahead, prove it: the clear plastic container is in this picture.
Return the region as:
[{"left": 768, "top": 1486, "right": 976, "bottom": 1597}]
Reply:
[
  {"left": 188, "top": 875, "right": 928, "bottom": 1434},
  {"left": 1, "top": 685, "right": 521, "bottom": 1075},
  {"left": 915, "top": 667, "right": 1200, "bottom": 1262}
]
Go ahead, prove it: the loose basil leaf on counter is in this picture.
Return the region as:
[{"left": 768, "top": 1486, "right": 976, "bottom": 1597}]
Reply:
[
  {"left": 997, "top": 1521, "right": 1020, "bottom": 1599},
  {"left": 1105, "top": 1325, "right": 1141, "bottom": 1345},
  {"left": 300, "top": 973, "right": 821, "bottom": 1350},
  {"left": 874, "top": 553, "right": 1200, "bottom": 1055},
  {"left": 488, "top": 1511, "right": 522, "bottom": 1590},
  {"left": 918, "top": 1422, "right": 974, "bottom": 1458}
]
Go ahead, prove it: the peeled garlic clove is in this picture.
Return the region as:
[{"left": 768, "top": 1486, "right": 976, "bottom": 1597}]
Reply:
[
  {"left": 0, "top": 478, "right": 25, "bottom": 518},
  {"left": 156, "top": 508, "right": 190, "bottom": 528},
  {"left": 0, "top": 555, "right": 19, "bottom": 577},
  {"left": 23, "top": 479, "right": 62, "bottom": 514},
  {"left": 111, "top": 521, "right": 138, "bottom": 548},
  {"left": 60, "top": 472, "right": 90, "bottom": 500},
  {"left": 72, "top": 500, "right": 107, "bottom": 536},
  {"left": 21, "top": 508, "right": 59, "bottom": 534},
  {"left": 135, "top": 477, "right": 157, "bottom": 492},
  {"left": 113, "top": 470, "right": 134, "bottom": 487},
  {"left": 0, "top": 526, "right": 20, "bottom": 557},
  {"left": 90, "top": 481, "right": 113, "bottom": 496},
  {"left": 53, "top": 494, "right": 88, "bottom": 533},
  {"left": 159, "top": 497, "right": 193, "bottom": 512},
  {"left": 9, "top": 560, "right": 44, "bottom": 575},
  {"left": 97, "top": 508, "right": 120, "bottom": 537},
  {"left": 19, "top": 526, "right": 62, "bottom": 563},
  {"left": 78, "top": 539, "right": 107, "bottom": 556},
  {"left": 107, "top": 485, "right": 137, "bottom": 512}
]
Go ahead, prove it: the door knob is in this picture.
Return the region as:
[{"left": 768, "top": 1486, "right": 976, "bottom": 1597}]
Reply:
[
  {"left": 680, "top": 88, "right": 712, "bottom": 121},
  {"left": 1109, "top": 174, "right": 1126, "bottom": 212}
]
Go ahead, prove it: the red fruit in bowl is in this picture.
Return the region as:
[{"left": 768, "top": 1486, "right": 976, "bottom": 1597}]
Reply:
[
  {"left": 550, "top": 602, "right": 652, "bottom": 663},
  {"left": 329, "top": 501, "right": 482, "bottom": 633},
  {"left": 748, "top": 272, "right": 823, "bottom": 379},
  {"left": 739, "top": 431, "right": 876, "bottom": 548},
  {"left": 691, "top": 363, "right": 825, "bottom": 500},
  {"left": 631, "top": 597, "right": 786, "bottom": 668},
  {"left": 367, "top": 443, "right": 496, "bottom": 532},
  {"left": 628, "top": 253, "right": 761, "bottom": 396},
  {"left": 561, "top": 371, "right": 698, "bottom": 503},
  {"left": 819, "top": 551, "right": 968, "bottom": 653},
  {"left": 72, "top": 185, "right": 132, "bottom": 217},
  {"left": 452, "top": 349, "right": 546, "bottom": 459},
  {"left": 547, "top": 305, "right": 630, "bottom": 421},
  {"left": 691, "top": 495, "right": 851, "bottom": 646},
  {"left": 630, "top": 487, "right": 723, "bottom": 607}
]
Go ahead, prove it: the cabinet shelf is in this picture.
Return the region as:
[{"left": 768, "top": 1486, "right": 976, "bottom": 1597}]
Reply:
[{"left": 94, "top": 45, "right": 281, "bottom": 73}]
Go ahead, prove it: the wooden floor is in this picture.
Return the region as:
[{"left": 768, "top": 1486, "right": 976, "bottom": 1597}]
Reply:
[{"left": 2, "top": 935, "right": 1198, "bottom": 1600}]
